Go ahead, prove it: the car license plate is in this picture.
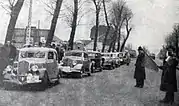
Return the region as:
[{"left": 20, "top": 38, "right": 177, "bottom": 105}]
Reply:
[{"left": 27, "top": 75, "right": 40, "bottom": 83}]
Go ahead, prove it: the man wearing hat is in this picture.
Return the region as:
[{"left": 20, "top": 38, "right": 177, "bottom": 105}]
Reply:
[
  {"left": 134, "top": 46, "right": 146, "bottom": 88},
  {"left": 158, "top": 46, "right": 178, "bottom": 104}
]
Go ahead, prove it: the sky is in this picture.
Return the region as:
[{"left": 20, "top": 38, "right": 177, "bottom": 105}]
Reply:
[{"left": 0, "top": 0, "right": 179, "bottom": 54}]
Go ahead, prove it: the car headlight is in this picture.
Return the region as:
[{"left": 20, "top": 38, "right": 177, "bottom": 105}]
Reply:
[
  {"left": 73, "top": 60, "right": 77, "bottom": 66},
  {"left": 6, "top": 65, "right": 13, "bottom": 71},
  {"left": 31, "top": 65, "right": 38, "bottom": 72}
]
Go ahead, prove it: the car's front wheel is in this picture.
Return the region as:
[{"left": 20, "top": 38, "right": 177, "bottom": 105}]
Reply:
[{"left": 55, "top": 72, "right": 61, "bottom": 84}]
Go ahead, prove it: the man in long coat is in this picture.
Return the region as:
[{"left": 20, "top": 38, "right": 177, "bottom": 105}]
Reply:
[
  {"left": 158, "top": 46, "right": 178, "bottom": 104},
  {"left": 134, "top": 46, "right": 145, "bottom": 88}
]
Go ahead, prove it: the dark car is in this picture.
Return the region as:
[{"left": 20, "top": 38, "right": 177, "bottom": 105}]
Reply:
[
  {"left": 87, "top": 51, "right": 102, "bottom": 73},
  {"left": 101, "top": 53, "right": 115, "bottom": 70}
]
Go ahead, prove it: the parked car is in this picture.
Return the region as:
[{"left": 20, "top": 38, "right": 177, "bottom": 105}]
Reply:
[
  {"left": 60, "top": 50, "right": 92, "bottom": 77},
  {"left": 101, "top": 53, "right": 115, "bottom": 70},
  {"left": 87, "top": 51, "right": 102, "bottom": 73},
  {"left": 123, "top": 51, "right": 131, "bottom": 65},
  {"left": 3, "top": 47, "right": 61, "bottom": 88},
  {"left": 118, "top": 52, "right": 125, "bottom": 64},
  {"left": 111, "top": 52, "right": 121, "bottom": 67}
]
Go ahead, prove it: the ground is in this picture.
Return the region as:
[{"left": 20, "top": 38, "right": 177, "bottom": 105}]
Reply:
[{"left": 0, "top": 58, "right": 178, "bottom": 106}]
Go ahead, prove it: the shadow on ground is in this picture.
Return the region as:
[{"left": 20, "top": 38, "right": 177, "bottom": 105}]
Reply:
[{"left": 0, "top": 81, "right": 61, "bottom": 92}]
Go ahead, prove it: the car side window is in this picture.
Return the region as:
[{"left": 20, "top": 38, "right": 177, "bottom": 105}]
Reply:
[{"left": 48, "top": 52, "right": 54, "bottom": 59}]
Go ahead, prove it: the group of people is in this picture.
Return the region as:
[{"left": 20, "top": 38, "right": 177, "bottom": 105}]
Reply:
[
  {"left": 0, "top": 40, "right": 17, "bottom": 82},
  {"left": 134, "top": 46, "right": 178, "bottom": 104}
]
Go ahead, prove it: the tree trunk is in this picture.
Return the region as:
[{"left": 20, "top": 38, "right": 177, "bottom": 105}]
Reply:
[
  {"left": 4, "top": 0, "right": 25, "bottom": 44},
  {"left": 68, "top": 0, "right": 78, "bottom": 50},
  {"left": 120, "top": 29, "right": 132, "bottom": 52},
  {"left": 101, "top": 0, "right": 110, "bottom": 52},
  {"left": 108, "top": 30, "right": 117, "bottom": 52},
  {"left": 102, "top": 27, "right": 110, "bottom": 52},
  {"left": 116, "top": 30, "right": 121, "bottom": 52},
  {"left": 93, "top": 9, "right": 100, "bottom": 51},
  {"left": 112, "top": 40, "right": 116, "bottom": 52},
  {"left": 46, "top": 0, "right": 63, "bottom": 46},
  {"left": 108, "top": 41, "right": 113, "bottom": 52}
]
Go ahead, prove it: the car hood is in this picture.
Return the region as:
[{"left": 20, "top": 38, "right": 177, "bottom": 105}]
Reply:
[{"left": 19, "top": 58, "right": 46, "bottom": 64}]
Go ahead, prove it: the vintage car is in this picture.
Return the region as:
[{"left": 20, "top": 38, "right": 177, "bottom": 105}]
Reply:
[
  {"left": 116, "top": 52, "right": 125, "bottom": 64},
  {"left": 59, "top": 50, "right": 92, "bottom": 77},
  {"left": 101, "top": 53, "right": 115, "bottom": 69},
  {"left": 123, "top": 51, "right": 131, "bottom": 65},
  {"left": 87, "top": 51, "right": 102, "bottom": 73},
  {"left": 3, "top": 47, "right": 61, "bottom": 87},
  {"left": 110, "top": 52, "right": 121, "bottom": 67}
]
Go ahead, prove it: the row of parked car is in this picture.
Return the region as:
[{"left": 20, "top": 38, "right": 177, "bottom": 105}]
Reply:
[
  {"left": 2, "top": 46, "right": 131, "bottom": 89},
  {"left": 59, "top": 50, "right": 131, "bottom": 77}
]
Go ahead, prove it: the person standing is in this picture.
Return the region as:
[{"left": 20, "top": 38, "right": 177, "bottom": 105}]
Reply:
[
  {"left": 59, "top": 48, "right": 64, "bottom": 61},
  {"left": 9, "top": 40, "right": 17, "bottom": 64},
  {"left": 134, "top": 46, "right": 146, "bottom": 88},
  {"left": 158, "top": 46, "right": 178, "bottom": 104}
]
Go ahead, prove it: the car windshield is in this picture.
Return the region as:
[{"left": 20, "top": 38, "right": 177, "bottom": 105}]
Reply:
[
  {"left": 65, "top": 52, "right": 82, "bottom": 57},
  {"left": 20, "top": 51, "right": 45, "bottom": 58}
]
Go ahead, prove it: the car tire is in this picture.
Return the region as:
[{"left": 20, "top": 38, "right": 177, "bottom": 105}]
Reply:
[
  {"left": 88, "top": 63, "right": 92, "bottom": 76},
  {"left": 91, "top": 63, "right": 94, "bottom": 73},
  {"left": 55, "top": 72, "right": 61, "bottom": 84},
  {"left": 42, "top": 72, "right": 50, "bottom": 87}
]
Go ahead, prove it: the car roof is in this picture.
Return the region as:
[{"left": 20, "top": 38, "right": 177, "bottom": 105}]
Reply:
[{"left": 19, "top": 47, "right": 57, "bottom": 52}]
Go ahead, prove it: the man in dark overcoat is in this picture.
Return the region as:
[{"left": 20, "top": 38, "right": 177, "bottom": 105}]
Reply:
[
  {"left": 158, "top": 46, "right": 178, "bottom": 104},
  {"left": 134, "top": 46, "right": 145, "bottom": 88}
]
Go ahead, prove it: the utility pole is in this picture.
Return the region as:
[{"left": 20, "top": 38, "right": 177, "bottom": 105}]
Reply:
[
  {"left": 26, "top": 0, "right": 33, "bottom": 45},
  {"left": 176, "top": 29, "right": 178, "bottom": 58}
]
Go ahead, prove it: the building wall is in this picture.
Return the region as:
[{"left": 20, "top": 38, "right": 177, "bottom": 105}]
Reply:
[{"left": 12, "top": 27, "right": 60, "bottom": 48}]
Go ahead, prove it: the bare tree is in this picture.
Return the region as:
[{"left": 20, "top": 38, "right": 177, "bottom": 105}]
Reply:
[
  {"left": 46, "top": 0, "right": 63, "bottom": 46},
  {"left": 120, "top": 7, "right": 133, "bottom": 52},
  {"left": 101, "top": 0, "right": 111, "bottom": 52},
  {"left": 165, "top": 24, "right": 179, "bottom": 57},
  {"left": 108, "top": 0, "right": 126, "bottom": 52},
  {"left": 67, "top": 0, "right": 78, "bottom": 50},
  {"left": 91, "top": 0, "right": 102, "bottom": 51},
  {"left": 0, "top": 0, "right": 25, "bottom": 43}
]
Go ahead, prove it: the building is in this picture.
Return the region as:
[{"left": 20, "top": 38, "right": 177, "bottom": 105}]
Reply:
[
  {"left": 90, "top": 25, "right": 115, "bottom": 45},
  {"left": 12, "top": 27, "right": 62, "bottom": 48}
]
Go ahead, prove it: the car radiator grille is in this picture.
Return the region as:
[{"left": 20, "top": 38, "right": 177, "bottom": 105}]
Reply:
[
  {"left": 18, "top": 61, "right": 29, "bottom": 75},
  {"left": 62, "top": 58, "right": 73, "bottom": 67}
]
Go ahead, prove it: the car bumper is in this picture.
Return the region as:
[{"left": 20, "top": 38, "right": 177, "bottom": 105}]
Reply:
[
  {"left": 3, "top": 74, "right": 42, "bottom": 85},
  {"left": 60, "top": 66, "right": 82, "bottom": 74}
]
